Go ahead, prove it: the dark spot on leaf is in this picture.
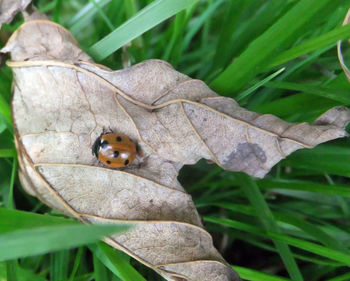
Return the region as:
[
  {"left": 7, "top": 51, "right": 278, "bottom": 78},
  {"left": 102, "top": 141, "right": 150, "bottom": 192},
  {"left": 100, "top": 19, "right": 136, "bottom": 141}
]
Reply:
[
  {"left": 116, "top": 136, "right": 122, "bottom": 142},
  {"left": 113, "top": 151, "right": 119, "bottom": 158},
  {"left": 223, "top": 142, "right": 266, "bottom": 176},
  {"left": 106, "top": 160, "right": 111, "bottom": 164},
  {"left": 124, "top": 159, "right": 129, "bottom": 165}
]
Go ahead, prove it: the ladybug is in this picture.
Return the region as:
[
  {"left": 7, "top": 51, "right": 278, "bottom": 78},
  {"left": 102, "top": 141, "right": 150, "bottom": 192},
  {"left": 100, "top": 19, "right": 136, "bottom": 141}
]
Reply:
[{"left": 92, "top": 132, "right": 137, "bottom": 168}]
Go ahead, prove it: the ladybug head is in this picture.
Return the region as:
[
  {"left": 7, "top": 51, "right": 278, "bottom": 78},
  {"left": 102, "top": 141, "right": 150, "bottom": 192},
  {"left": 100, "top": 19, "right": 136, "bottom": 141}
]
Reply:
[{"left": 92, "top": 135, "right": 101, "bottom": 157}]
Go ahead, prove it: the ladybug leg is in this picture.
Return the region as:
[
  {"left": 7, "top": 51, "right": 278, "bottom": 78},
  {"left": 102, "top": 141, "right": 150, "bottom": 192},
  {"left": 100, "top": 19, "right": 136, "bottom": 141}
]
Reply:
[
  {"left": 92, "top": 157, "right": 101, "bottom": 167},
  {"left": 135, "top": 144, "right": 144, "bottom": 157},
  {"left": 136, "top": 154, "right": 149, "bottom": 168},
  {"left": 104, "top": 126, "right": 113, "bottom": 134},
  {"left": 101, "top": 126, "right": 113, "bottom": 135}
]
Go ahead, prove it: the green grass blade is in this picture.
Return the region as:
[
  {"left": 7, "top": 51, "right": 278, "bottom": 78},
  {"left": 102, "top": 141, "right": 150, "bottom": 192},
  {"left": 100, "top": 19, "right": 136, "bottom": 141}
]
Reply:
[
  {"left": 89, "top": 0, "right": 200, "bottom": 61},
  {"left": 0, "top": 149, "right": 16, "bottom": 158},
  {"left": 161, "top": 10, "right": 187, "bottom": 62},
  {"left": 268, "top": 232, "right": 350, "bottom": 265},
  {"left": 68, "top": 247, "right": 83, "bottom": 281},
  {"left": 211, "top": 202, "right": 345, "bottom": 252},
  {"left": 6, "top": 261, "right": 18, "bottom": 281},
  {"left": 232, "top": 265, "right": 292, "bottom": 281},
  {"left": 210, "top": 0, "right": 336, "bottom": 94},
  {"left": 258, "top": 179, "right": 350, "bottom": 197},
  {"left": 52, "top": 0, "right": 63, "bottom": 23},
  {"left": 50, "top": 250, "right": 69, "bottom": 281},
  {"left": 19, "top": 268, "right": 48, "bottom": 281},
  {"left": 224, "top": 0, "right": 291, "bottom": 63},
  {"left": 266, "top": 81, "right": 350, "bottom": 104},
  {"left": 254, "top": 93, "right": 338, "bottom": 119},
  {"left": 89, "top": 0, "right": 115, "bottom": 31},
  {"left": 0, "top": 223, "right": 130, "bottom": 261},
  {"left": 182, "top": 0, "right": 225, "bottom": 51},
  {"left": 123, "top": 0, "right": 138, "bottom": 19},
  {"left": 209, "top": 0, "right": 248, "bottom": 76},
  {"left": 235, "top": 173, "right": 303, "bottom": 281},
  {"left": 6, "top": 159, "right": 17, "bottom": 209},
  {"left": 93, "top": 253, "right": 110, "bottom": 281},
  {"left": 90, "top": 242, "right": 146, "bottom": 281},
  {"left": 0, "top": 120, "right": 6, "bottom": 134},
  {"left": 328, "top": 272, "right": 350, "bottom": 281},
  {"left": 225, "top": 228, "right": 342, "bottom": 267},
  {"left": 324, "top": 174, "right": 350, "bottom": 217},
  {"left": 0, "top": 92, "right": 11, "bottom": 125},
  {"left": 248, "top": 44, "right": 334, "bottom": 109},
  {"left": 67, "top": 0, "right": 111, "bottom": 34},
  {"left": 67, "top": 0, "right": 109, "bottom": 26},
  {"left": 1, "top": 261, "right": 48, "bottom": 281},
  {"left": 268, "top": 23, "right": 350, "bottom": 68},
  {"left": 206, "top": 216, "right": 350, "bottom": 265},
  {"left": 236, "top": 67, "right": 285, "bottom": 101},
  {"left": 0, "top": 209, "right": 77, "bottom": 233},
  {"left": 38, "top": 1, "right": 57, "bottom": 13},
  {"left": 273, "top": 212, "right": 345, "bottom": 252},
  {"left": 284, "top": 145, "right": 350, "bottom": 177}
]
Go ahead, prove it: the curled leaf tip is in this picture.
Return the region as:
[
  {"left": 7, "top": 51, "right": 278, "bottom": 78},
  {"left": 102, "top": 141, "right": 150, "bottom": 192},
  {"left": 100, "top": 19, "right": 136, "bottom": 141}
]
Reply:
[
  {"left": 0, "top": 0, "right": 32, "bottom": 28},
  {"left": 337, "top": 8, "right": 350, "bottom": 81}
]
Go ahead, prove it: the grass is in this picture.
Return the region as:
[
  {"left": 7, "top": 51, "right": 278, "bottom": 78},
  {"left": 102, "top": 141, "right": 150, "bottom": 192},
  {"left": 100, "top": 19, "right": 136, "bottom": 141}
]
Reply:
[{"left": 1, "top": 0, "right": 350, "bottom": 280}]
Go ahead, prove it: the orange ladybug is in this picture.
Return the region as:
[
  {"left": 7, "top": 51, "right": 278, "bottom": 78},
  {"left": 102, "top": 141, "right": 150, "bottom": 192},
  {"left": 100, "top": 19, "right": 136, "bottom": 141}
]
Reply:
[{"left": 92, "top": 133, "right": 137, "bottom": 168}]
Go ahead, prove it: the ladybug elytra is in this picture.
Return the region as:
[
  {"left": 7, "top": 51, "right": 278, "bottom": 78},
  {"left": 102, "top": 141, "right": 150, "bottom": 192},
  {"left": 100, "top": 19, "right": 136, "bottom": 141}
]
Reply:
[{"left": 92, "top": 133, "right": 136, "bottom": 168}]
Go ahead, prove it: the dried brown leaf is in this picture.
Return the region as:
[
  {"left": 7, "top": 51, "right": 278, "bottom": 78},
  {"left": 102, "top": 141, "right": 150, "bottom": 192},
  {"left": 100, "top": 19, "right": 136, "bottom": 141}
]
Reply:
[
  {"left": 3, "top": 17, "right": 350, "bottom": 281},
  {"left": 0, "top": 0, "right": 31, "bottom": 28},
  {"left": 338, "top": 8, "right": 350, "bottom": 81}
]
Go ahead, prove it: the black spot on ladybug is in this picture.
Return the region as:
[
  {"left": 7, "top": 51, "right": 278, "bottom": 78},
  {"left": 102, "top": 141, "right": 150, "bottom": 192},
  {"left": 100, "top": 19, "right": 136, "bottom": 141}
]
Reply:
[
  {"left": 113, "top": 151, "right": 119, "bottom": 158},
  {"left": 106, "top": 160, "right": 111, "bottom": 164},
  {"left": 116, "top": 136, "right": 122, "bottom": 142},
  {"left": 101, "top": 140, "right": 109, "bottom": 148},
  {"left": 124, "top": 159, "right": 129, "bottom": 165}
]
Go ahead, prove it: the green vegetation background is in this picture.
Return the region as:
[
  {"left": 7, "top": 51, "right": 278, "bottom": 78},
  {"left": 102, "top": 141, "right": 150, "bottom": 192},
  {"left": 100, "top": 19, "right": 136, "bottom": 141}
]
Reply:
[{"left": 1, "top": 0, "right": 350, "bottom": 280}]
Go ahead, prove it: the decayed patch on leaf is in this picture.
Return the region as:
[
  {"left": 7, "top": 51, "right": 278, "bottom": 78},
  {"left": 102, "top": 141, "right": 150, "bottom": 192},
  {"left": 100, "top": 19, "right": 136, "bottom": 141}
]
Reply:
[{"left": 3, "top": 16, "right": 350, "bottom": 281}]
